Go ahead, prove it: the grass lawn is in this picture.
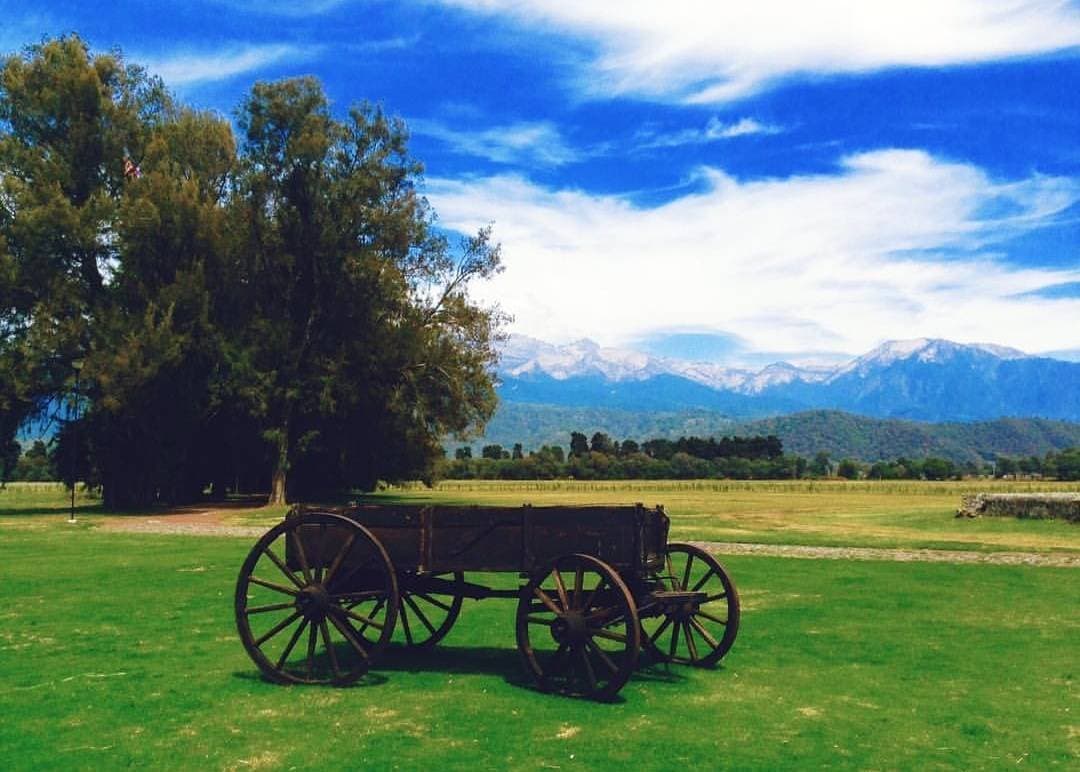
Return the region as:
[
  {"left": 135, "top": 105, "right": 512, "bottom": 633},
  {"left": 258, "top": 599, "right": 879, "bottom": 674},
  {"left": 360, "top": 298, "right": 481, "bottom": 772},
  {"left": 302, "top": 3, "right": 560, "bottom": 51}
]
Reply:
[{"left": 1, "top": 516, "right": 1077, "bottom": 770}]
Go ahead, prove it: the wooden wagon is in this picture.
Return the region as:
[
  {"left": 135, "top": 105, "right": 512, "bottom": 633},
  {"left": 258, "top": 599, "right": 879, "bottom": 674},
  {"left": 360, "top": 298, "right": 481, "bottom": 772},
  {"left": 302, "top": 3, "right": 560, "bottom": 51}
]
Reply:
[{"left": 235, "top": 503, "right": 739, "bottom": 700}]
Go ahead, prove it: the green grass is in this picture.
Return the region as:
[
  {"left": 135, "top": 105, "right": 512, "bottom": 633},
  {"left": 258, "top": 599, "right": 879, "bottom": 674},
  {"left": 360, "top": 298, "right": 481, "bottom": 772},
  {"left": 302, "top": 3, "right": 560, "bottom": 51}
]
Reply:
[{"left": 1, "top": 519, "right": 1077, "bottom": 769}]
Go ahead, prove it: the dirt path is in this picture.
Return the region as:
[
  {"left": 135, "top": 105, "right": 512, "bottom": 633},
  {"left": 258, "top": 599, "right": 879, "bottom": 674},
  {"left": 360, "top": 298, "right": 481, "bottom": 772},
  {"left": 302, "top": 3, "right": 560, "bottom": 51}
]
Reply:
[
  {"left": 688, "top": 541, "right": 1080, "bottom": 569},
  {"left": 99, "top": 512, "right": 1079, "bottom": 567}
]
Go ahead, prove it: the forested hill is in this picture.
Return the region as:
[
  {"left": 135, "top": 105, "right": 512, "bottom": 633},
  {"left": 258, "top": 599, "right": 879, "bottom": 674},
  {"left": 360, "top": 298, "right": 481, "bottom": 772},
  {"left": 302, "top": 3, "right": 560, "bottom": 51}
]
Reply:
[
  {"left": 466, "top": 403, "right": 1080, "bottom": 464},
  {"left": 738, "top": 411, "right": 1080, "bottom": 464}
]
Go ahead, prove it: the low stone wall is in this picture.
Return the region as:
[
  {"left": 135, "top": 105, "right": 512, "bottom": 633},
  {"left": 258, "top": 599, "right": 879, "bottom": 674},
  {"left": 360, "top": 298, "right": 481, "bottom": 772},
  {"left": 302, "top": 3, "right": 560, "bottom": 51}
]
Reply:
[{"left": 956, "top": 493, "right": 1080, "bottom": 523}]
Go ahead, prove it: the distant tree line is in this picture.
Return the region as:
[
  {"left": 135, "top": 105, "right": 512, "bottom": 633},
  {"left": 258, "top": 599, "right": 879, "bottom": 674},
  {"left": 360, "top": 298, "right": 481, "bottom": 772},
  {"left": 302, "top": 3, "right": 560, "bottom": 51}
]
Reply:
[
  {"left": 440, "top": 432, "right": 1080, "bottom": 482},
  {"left": 0, "top": 37, "right": 503, "bottom": 506}
]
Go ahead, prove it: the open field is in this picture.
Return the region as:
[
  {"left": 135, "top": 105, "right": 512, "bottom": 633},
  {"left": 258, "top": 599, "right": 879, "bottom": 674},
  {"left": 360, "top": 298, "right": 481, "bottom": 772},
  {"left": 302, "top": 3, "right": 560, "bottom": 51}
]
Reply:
[
  {"left": 4, "top": 478, "right": 1078, "bottom": 554},
  {"left": 0, "top": 518, "right": 1077, "bottom": 770},
  {"left": 296, "top": 479, "right": 1077, "bottom": 555}
]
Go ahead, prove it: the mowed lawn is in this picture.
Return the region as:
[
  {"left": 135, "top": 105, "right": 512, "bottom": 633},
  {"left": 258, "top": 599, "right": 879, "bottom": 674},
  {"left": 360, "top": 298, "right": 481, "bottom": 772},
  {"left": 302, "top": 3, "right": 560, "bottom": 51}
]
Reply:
[{"left": 1, "top": 505, "right": 1077, "bottom": 769}]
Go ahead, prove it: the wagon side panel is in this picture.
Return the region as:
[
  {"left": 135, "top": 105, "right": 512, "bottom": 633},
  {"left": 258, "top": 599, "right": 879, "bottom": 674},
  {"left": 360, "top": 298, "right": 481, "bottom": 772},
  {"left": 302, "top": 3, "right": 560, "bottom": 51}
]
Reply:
[{"left": 426, "top": 506, "right": 526, "bottom": 572}]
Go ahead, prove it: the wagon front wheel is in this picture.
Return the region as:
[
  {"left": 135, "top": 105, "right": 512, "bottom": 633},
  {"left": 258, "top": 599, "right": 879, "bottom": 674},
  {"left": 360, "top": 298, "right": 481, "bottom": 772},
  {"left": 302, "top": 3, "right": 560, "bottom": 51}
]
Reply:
[
  {"left": 516, "top": 553, "right": 640, "bottom": 701},
  {"left": 642, "top": 542, "right": 739, "bottom": 667},
  {"left": 235, "top": 512, "right": 399, "bottom": 685}
]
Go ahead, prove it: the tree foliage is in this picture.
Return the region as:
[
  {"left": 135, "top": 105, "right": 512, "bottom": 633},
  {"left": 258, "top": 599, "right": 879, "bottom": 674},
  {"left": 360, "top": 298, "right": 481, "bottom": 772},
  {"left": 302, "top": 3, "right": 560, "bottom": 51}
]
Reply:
[{"left": 0, "top": 37, "right": 503, "bottom": 506}]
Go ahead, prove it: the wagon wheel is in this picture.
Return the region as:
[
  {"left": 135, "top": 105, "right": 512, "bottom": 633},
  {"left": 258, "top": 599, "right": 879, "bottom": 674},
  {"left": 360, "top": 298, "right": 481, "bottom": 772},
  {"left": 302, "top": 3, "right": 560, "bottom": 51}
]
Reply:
[
  {"left": 516, "top": 554, "right": 640, "bottom": 701},
  {"left": 393, "top": 571, "right": 465, "bottom": 649},
  {"left": 235, "top": 512, "right": 399, "bottom": 685},
  {"left": 642, "top": 543, "right": 739, "bottom": 667}
]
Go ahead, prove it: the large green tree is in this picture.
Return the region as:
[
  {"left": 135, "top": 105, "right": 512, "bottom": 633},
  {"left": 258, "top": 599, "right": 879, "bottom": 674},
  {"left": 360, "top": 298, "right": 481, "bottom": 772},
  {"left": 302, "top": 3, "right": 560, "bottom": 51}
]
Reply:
[{"left": 228, "top": 77, "right": 503, "bottom": 502}]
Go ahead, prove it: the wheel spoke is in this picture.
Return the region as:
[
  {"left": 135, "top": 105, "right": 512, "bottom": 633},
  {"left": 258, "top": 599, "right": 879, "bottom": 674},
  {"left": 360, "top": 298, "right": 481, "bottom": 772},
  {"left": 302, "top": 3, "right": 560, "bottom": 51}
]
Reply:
[
  {"left": 320, "top": 620, "right": 342, "bottom": 679},
  {"left": 525, "top": 614, "right": 555, "bottom": 626},
  {"left": 414, "top": 592, "right": 453, "bottom": 612},
  {"left": 648, "top": 616, "right": 673, "bottom": 647},
  {"left": 691, "top": 569, "right": 718, "bottom": 593},
  {"left": 552, "top": 569, "right": 569, "bottom": 609},
  {"left": 305, "top": 623, "right": 318, "bottom": 679},
  {"left": 573, "top": 567, "right": 584, "bottom": 609},
  {"left": 327, "top": 612, "right": 370, "bottom": 661},
  {"left": 289, "top": 529, "right": 314, "bottom": 585},
  {"left": 585, "top": 638, "right": 619, "bottom": 674},
  {"left": 581, "top": 577, "right": 607, "bottom": 611},
  {"left": 336, "top": 606, "right": 385, "bottom": 631},
  {"left": 245, "top": 601, "right": 296, "bottom": 615},
  {"left": 684, "top": 623, "right": 700, "bottom": 662},
  {"left": 353, "top": 598, "right": 385, "bottom": 637},
  {"left": 689, "top": 616, "right": 720, "bottom": 649},
  {"left": 253, "top": 611, "right": 302, "bottom": 647},
  {"left": 697, "top": 609, "right": 728, "bottom": 626},
  {"left": 669, "top": 621, "right": 681, "bottom": 659},
  {"left": 533, "top": 587, "right": 563, "bottom": 616},
  {"left": 586, "top": 608, "right": 627, "bottom": 628},
  {"left": 275, "top": 619, "right": 308, "bottom": 670},
  {"left": 323, "top": 531, "right": 357, "bottom": 588},
  {"left": 399, "top": 601, "right": 414, "bottom": 645},
  {"left": 403, "top": 594, "right": 437, "bottom": 636},
  {"left": 261, "top": 546, "right": 304, "bottom": 590},
  {"left": 592, "top": 627, "right": 627, "bottom": 643},
  {"left": 578, "top": 646, "right": 598, "bottom": 693},
  {"left": 314, "top": 523, "right": 328, "bottom": 584},
  {"left": 681, "top": 554, "right": 694, "bottom": 591},
  {"left": 706, "top": 592, "right": 728, "bottom": 602},
  {"left": 248, "top": 575, "right": 298, "bottom": 597}
]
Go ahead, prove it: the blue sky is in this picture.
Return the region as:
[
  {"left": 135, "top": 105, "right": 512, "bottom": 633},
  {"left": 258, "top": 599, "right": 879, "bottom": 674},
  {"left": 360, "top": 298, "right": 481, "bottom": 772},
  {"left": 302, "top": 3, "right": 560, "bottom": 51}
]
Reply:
[{"left": 4, "top": 0, "right": 1080, "bottom": 364}]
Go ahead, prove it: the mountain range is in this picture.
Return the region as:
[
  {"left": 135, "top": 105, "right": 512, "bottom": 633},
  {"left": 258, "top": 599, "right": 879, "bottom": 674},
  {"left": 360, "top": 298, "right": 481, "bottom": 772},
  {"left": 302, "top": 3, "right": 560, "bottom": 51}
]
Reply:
[{"left": 497, "top": 336, "right": 1080, "bottom": 422}]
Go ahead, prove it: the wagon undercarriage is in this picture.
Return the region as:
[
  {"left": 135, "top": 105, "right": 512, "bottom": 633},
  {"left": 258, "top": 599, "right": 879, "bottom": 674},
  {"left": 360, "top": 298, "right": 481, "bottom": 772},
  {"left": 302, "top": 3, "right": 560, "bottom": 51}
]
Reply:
[{"left": 235, "top": 504, "right": 740, "bottom": 700}]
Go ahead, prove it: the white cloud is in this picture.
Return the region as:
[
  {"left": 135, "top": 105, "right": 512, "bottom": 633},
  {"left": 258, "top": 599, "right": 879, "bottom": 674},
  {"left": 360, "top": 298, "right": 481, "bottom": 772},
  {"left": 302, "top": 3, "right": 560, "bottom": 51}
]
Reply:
[
  {"left": 411, "top": 119, "right": 581, "bottom": 166},
  {"left": 639, "top": 116, "right": 783, "bottom": 149},
  {"left": 142, "top": 44, "right": 311, "bottom": 86},
  {"left": 437, "top": 1, "right": 1080, "bottom": 102},
  {"left": 426, "top": 149, "right": 1080, "bottom": 355}
]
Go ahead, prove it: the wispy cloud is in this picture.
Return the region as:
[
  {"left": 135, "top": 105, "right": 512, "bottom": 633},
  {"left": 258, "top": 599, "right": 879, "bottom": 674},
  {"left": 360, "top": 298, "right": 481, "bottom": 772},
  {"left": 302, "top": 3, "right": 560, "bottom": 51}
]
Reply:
[
  {"left": 141, "top": 43, "right": 313, "bottom": 86},
  {"left": 437, "top": 1, "right": 1080, "bottom": 103},
  {"left": 427, "top": 149, "right": 1080, "bottom": 354},
  {"left": 411, "top": 119, "right": 581, "bottom": 166},
  {"left": 639, "top": 116, "right": 783, "bottom": 149}
]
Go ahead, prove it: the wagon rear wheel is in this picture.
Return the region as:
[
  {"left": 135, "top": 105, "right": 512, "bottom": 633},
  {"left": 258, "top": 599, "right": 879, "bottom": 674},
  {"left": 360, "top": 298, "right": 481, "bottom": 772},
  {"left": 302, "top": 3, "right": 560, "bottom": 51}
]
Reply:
[
  {"left": 642, "top": 543, "right": 739, "bottom": 667},
  {"left": 235, "top": 512, "right": 399, "bottom": 685},
  {"left": 394, "top": 571, "right": 465, "bottom": 649},
  {"left": 516, "top": 554, "right": 640, "bottom": 701}
]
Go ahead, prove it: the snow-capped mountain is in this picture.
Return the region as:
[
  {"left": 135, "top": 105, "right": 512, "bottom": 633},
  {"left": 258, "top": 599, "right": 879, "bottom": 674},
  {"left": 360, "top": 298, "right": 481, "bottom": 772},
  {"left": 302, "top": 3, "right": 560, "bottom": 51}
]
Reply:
[
  {"left": 496, "top": 336, "right": 1080, "bottom": 422},
  {"left": 830, "top": 338, "right": 1027, "bottom": 380},
  {"left": 500, "top": 336, "right": 667, "bottom": 382}
]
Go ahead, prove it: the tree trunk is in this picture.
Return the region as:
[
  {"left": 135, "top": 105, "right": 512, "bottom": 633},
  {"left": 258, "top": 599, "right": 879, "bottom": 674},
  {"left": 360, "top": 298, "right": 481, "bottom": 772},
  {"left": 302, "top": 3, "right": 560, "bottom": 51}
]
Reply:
[
  {"left": 269, "top": 466, "right": 287, "bottom": 505},
  {"left": 268, "top": 421, "right": 290, "bottom": 505}
]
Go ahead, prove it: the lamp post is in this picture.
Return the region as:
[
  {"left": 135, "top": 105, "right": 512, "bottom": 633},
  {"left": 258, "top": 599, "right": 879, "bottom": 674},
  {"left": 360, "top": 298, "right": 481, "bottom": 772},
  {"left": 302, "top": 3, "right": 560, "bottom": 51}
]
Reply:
[{"left": 69, "top": 360, "right": 83, "bottom": 524}]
